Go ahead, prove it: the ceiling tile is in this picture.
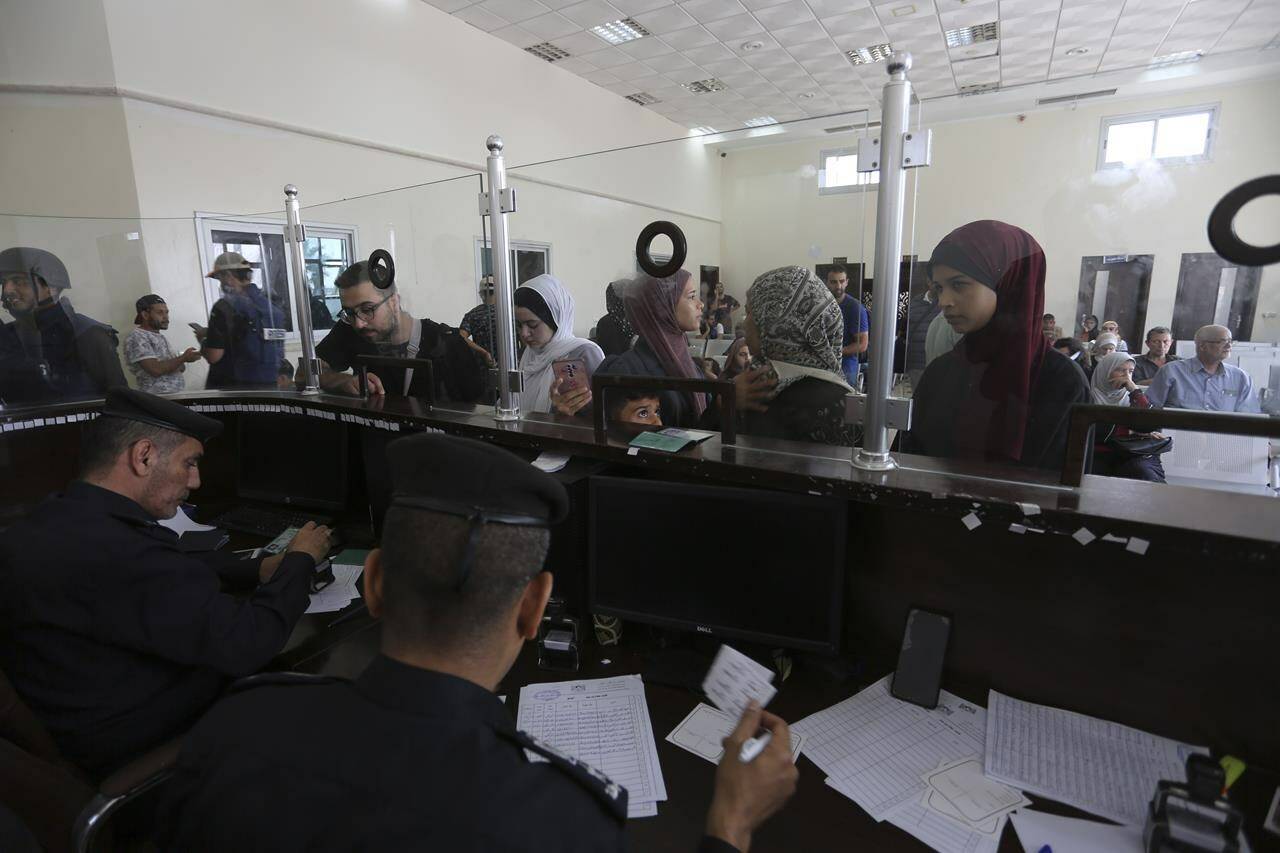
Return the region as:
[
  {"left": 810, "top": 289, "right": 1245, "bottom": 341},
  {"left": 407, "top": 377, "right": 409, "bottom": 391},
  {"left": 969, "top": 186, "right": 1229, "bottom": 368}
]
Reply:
[
  {"left": 1058, "top": 1, "right": 1120, "bottom": 30},
  {"left": 951, "top": 53, "right": 999, "bottom": 78},
  {"left": 771, "top": 20, "right": 829, "bottom": 45},
  {"left": 520, "top": 11, "right": 583, "bottom": 37},
  {"left": 798, "top": 49, "right": 848, "bottom": 71},
  {"left": 662, "top": 24, "right": 720, "bottom": 47},
  {"left": 479, "top": 0, "right": 552, "bottom": 22},
  {"left": 736, "top": 80, "right": 781, "bottom": 95},
  {"left": 611, "top": 59, "right": 660, "bottom": 78},
  {"left": 732, "top": 33, "right": 782, "bottom": 52},
  {"left": 552, "top": 55, "right": 598, "bottom": 72},
  {"left": 679, "top": 0, "right": 750, "bottom": 23},
  {"left": 997, "top": 0, "right": 1059, "bottom": 17},
  {"left": 603, "top": 79, "right": 639, "bottom": 93},
  {"left": 627, "top": 72, "right": 670, "bottom": 88},
  {"left": 583, "top": 68, "right": 622, "bottom": 83},
  {"left": 424, "top": 0, "right": 472, "bottom": 11},
  {"left": 455, "top": 5, "right": 511, "bottom": 31},
  {"left": 810, "top": 65, "right": 856, "bottom": 83},
  {"left": 719, "top": 68, "right": 765, "bottom": 84},
  {"left": 819, "top": 8, "right": 882, "bottom": 35},
  {"left": 553, "top": 30, "right": 614, "bottom": 52},
  {"left": 490, "top": 23, "right": 542, "bottom": 45},
  {"left": 559, "top": 0, "right": 625, "bottom": 27},
  {"left": 646, "top": 51, "right": 700, "bottom": 70},
  {"left": 832, "top": 28, "right": 894, "bottom": 51},
  {"left": 684, "top": 41, "right": 738, "bottom": 61},
  {"left": 610, "top": 0, "right": 674, "bottom": 13},
  {"left": 617, "top": 35, "right": 675, "bottom": 57},
  {"left": 1177, "top": 0, "right": 1249, "bottom": 25},
  {"left": 706, "top": 13, "right": 767, "bottom": 39},
  {"left": 873, "top": 0, "right": 937, "bottom": 24},
  {"left": 1211, "top": 27, "right": 1274, "bottom": 53},
  {"left": 701, "top": 56, "right": 754, "bottom": 74},
  {"left": 633, "top": 4, "right": 701, "bottom": 31},
  {"left": 999, "top": 14, "right": 1056, "bottom": 37},
  {"left": 743, "top": 45, "right": 798, "bottom": 65},
  {"left": 755, "top": 0, "right": 816, "bottom": 29}
]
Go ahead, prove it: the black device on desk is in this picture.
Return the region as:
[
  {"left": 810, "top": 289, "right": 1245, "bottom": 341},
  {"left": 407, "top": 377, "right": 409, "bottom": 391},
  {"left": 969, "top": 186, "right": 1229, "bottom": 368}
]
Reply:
[
  {"left": 587, "top": 476, "right": 845, "bottom": 653},
  {"left": 209, "top": 412, "right": 348, "bottom": 537}
]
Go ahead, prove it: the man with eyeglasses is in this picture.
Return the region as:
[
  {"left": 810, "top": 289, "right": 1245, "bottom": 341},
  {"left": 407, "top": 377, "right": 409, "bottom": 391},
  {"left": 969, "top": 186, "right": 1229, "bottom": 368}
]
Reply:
[
  {"left": 1145, "top": 324, "right": 1260, "bottom": 413},
  {"left": 314, "top": 261, "right": 485, "bottom": 402}
]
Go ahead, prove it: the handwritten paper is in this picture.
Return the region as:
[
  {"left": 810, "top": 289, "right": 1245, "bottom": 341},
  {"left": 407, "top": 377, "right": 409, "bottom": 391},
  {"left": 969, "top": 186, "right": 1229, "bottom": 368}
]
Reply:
[{"left": 667, "top": 703, "right": 802, "bottom": 765}]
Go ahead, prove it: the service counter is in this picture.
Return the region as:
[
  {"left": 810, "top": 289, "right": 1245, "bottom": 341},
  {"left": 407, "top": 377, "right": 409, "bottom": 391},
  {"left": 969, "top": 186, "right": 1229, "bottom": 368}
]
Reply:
[{"left": 3, "top": 390, "right": 1278, "bottom": 777}]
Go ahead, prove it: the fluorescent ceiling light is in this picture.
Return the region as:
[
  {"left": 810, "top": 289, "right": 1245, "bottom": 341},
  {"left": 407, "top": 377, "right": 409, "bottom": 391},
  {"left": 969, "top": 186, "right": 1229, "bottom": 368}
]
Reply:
[
  {"left": 743, "top": 116, "right": 777, "bottom": 127},
  {"left": 958, "top": 82, "right": 999, "bottom": 96},
  {"left": 945, "top": 22, "right": 998, "bottom": 48},
  {"left": 683, "top": 78, "right": 728, "bottom": 93},
  {"left": 592, "top": 18, "right": 650, "bottom": 45},
  {"left": 846, "top": 43, "right": 894, "bottom": 65},
  {"left": 689, "top": 126, "right": 718, "bottom": 135},
  {"left": 1150, "top": 49, "right": 1203, "bottom": 67},
  {"left": 525, "top": 42, "right": 570, "bottom": 62}
]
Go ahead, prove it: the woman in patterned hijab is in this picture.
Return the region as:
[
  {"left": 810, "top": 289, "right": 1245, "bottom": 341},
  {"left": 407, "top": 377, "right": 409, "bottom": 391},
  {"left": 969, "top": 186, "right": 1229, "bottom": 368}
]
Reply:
[{"left": 737, "top": 266, "right": 859, "bottom": 446}]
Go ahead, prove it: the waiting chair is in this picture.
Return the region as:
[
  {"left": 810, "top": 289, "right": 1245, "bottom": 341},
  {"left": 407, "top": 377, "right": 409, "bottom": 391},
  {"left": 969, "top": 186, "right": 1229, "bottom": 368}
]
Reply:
[{"left": 0, "top": 668, "right": 181, "bottom": 853}]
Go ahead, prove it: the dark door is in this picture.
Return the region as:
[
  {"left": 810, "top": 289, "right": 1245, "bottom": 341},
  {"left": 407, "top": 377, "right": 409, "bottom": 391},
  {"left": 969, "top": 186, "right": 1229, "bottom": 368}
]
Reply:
[
  {"left": 1074, "top": 255, "right": 1153, "bottom": 345},
  {"left": 1170, "top": 253, "right": 1263, "bottom": 342}
]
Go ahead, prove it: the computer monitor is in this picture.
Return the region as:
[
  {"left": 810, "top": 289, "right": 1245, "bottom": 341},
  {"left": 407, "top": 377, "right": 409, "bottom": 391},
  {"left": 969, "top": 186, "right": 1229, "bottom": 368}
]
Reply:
[
  {"left": 236, "top": 412, "right": 348, "bottom": 512},
  {"left": 588, "top": 476, "right": 845, "bottom": 653}
]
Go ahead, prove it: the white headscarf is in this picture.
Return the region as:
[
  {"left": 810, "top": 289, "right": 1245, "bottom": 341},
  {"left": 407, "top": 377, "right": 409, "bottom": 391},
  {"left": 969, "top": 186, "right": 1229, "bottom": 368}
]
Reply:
[
  {"left": 1090, "top": 352, "right": 1136, "bottom": 406},
  {"left": 517, "top": 275, "right": 604, "bottom": 413}
]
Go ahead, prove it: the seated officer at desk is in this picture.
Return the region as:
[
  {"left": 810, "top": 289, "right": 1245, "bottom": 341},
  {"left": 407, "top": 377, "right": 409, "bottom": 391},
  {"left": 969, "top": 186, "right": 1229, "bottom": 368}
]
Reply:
[
  {"left": 0, "top": 389, "right": 332, "bottom": 778},
  {"left": 161, "top": 434, "right": 797, "bottom": 852},
  {"left": 314, "top": 260, "right": 485, "bottom": 403}
]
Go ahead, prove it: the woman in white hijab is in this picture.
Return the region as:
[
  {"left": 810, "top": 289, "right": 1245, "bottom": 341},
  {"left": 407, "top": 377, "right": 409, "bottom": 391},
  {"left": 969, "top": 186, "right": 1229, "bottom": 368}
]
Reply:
[
  {"left": 514, "top": 274, "right": 604, "bottom": 414},
  {"left": 1089, "top": 351, "right": 1166, "bottom": 482}
]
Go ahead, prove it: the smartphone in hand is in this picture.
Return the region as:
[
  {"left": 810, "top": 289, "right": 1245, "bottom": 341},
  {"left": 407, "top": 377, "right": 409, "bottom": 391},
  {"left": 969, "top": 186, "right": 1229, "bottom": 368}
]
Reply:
[{"left": 552, "top": 358, "right": 589, "bottom": 392}]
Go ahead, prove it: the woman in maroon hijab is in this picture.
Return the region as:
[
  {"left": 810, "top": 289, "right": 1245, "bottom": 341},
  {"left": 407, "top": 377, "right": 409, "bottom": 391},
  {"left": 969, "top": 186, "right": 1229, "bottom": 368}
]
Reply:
[{"left": 903, "top": 220, "right": 1089, "bottom": 470}]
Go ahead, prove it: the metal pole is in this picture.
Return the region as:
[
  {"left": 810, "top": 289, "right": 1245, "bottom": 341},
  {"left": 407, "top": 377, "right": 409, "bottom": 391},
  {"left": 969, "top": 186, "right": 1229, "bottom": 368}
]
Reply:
[
  {"left": 283, "top": 184, "right": 320, "bottom": 395},
  {"left": 485, "top": 136, "right": 520, "bottom": 421},
  {"left": 854, "top": 53, "right": 914, "bottom": 471}
]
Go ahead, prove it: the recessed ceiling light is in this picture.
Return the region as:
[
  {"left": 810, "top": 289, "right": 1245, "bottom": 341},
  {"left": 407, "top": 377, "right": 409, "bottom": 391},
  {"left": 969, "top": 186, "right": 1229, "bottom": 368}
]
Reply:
[
  {"left": 525, "top": 42, "right": 570, "bottom": 62},
  {"left": 591, "top": 18, "right": 650, "bottom": 45},
  {"left": 846, "top": 43, "right": 894, "bottom": 65},
  {"left": 1150, "top": 49, "right": 1204, "bottom": 66},
  {"left": 945, "top": 22, "right": 998, "bottom": 48},
  {"left": 743, "top": 116, "right": 778, "bottom": 127},
  {"left": 683, "top": 78, "right": 728, "bottom": 93},
  {"left": 741, "top": 40, "right": 764, "bottom": 51},
  {"left": 891, "top": 4, "right": 916, "bottom": 16},
  {"left": 624, "top": 92, "right": 660, "bottom": 105},
  {"left": 1065, "top": 46, "right": 1090, "bottom": 56},
  {"left": 689, "top": 126, "right": 718, "bottom": 135}
]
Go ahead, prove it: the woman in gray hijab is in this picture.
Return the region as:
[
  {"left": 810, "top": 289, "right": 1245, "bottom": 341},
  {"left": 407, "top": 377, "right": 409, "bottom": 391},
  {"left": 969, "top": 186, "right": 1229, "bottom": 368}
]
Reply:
[{"left": 1089, "top": 351, "right": 1166, "bottom": 482}]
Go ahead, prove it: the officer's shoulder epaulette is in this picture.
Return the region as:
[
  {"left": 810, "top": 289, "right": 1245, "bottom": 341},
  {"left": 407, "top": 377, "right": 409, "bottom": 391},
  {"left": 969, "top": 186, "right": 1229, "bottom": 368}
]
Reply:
[
  {"left": 228, "top": 671, "right": 350, "bottom": 695},
  {"left": 496, "top": 727, "right": 628, "bottom": 824}
]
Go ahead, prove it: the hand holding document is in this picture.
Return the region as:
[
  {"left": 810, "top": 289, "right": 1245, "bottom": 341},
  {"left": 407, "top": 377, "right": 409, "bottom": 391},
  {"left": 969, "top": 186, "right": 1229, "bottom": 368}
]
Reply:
[{"left": 702, "top": 644, "right": 777, "bottom": 720}]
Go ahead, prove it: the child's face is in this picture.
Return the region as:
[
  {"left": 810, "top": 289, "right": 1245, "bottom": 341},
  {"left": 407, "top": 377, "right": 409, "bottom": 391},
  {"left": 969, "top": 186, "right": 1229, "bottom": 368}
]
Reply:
[{"left": 617, "top": 397, "right": 662, "bottom": 426}]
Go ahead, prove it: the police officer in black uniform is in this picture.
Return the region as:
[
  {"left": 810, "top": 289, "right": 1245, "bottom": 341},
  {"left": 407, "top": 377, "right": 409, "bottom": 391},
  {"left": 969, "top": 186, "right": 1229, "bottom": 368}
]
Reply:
[
  {"left": 160, "top": 434, "right": 797, "bottom": 852},
  {"left": 0, "top": 388, "right": 332, "bottom": 778},
  {"left": 0, "top": 246, "right": 127, "bottom": 403}
]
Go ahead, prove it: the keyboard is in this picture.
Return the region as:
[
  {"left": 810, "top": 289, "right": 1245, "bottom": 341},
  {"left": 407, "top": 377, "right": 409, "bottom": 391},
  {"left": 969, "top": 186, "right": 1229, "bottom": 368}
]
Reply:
[{"left": 209, "top": 505, "right": 333, "bottom": 539}]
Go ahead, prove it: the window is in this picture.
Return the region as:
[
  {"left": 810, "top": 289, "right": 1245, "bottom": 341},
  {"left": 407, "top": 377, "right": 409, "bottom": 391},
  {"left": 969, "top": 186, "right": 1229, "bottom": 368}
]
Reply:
[
  {"left": 818, "top": 147, "right": 880, "bottom": 195},
  {"left": 196, "top": 214, "right": 356, "bottom": 344},
  {"left": 1097, "top": 105, "right": 1217, "bottom": 170},
  {"left": 474, "top": 238, "right": 551, "bottom": 289}
]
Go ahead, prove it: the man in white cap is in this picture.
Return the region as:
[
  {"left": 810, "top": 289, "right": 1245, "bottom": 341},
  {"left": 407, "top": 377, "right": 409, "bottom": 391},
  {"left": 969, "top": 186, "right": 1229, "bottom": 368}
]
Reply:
[{"left": 194, "top": 252, "right": 285, "bottom": 389}]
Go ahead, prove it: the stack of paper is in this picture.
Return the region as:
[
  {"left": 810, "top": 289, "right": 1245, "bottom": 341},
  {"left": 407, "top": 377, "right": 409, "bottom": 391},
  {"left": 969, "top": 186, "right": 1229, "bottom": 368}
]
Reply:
[
  {"left": 304, "top": 549, "right": 367, "bottom": 614},
  {"left": 793, "top": 676, "right": 1022, "bottom": 853},
  {"left": 517, "top": 674, "right": 667, "bottom": 819}
]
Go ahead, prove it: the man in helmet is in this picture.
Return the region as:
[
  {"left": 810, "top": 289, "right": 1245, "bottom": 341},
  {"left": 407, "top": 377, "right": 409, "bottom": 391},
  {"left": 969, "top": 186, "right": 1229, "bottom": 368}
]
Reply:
[
  {"left": 193, "top": 252, "right": 286, "bottom": 390},
  {"left": 0, "top": 246, "right": 126, "bottom": 402}
]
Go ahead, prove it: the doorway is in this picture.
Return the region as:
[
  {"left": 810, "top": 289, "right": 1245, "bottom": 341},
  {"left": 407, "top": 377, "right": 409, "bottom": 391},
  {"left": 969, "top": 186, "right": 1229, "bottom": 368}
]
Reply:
[
  {"left": 1074, "top": 255, "right": 1153, "bottom": 345},
  {"left": 1171, "top": 253, "right": 1262, "bottom": 342}
]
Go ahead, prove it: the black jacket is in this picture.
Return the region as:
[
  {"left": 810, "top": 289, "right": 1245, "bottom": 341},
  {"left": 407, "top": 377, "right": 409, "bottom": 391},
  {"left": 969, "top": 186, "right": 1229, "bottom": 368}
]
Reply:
[
  {"left": 903, "top": 347, "right": 1090, "bottom": 470},
  {"left": 593, "top": 314, "right": 634, "bottom": 358},
  {"left": 0, "top": 482, "right": 314, "bottom": 777},
  {"left": 317, "top": 318, "right": 486, "bottom": 403}
]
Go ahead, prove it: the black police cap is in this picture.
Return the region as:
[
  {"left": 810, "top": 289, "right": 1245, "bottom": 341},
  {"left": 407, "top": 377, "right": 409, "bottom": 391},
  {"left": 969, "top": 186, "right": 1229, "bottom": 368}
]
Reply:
[
  {"left": 102, "top": 388, "right": 223, "bottom": 444},
  {"left": 387, "top": 433, "right": 568, "bottom": 526}
]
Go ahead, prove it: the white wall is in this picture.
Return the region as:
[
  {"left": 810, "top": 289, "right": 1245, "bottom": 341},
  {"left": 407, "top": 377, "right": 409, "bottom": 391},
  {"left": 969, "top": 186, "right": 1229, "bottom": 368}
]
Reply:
[{"left": 719, "top": 78, "right": 1280, "bottom": 343}]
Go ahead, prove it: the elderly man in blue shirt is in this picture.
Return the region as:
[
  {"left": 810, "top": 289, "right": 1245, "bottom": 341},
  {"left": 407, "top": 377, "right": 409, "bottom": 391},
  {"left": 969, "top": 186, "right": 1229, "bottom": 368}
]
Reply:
[{"left": 1145, "top": 324, "right": 1260, "bottom": 413}]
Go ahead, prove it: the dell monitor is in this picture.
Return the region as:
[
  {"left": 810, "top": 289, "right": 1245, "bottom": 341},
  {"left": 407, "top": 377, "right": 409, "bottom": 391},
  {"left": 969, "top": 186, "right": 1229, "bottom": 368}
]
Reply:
[
  {"left": 237, "top": 412, "right": 348, "bottom": 512},
  {"left": 588, "top": 476, "right": 845, "bottom": 653}
]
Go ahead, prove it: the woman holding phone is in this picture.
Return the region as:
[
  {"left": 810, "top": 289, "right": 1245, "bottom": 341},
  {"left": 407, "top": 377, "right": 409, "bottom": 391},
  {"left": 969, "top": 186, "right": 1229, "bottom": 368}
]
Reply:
[{"left": 513, "top": 275, "right": 603, "bottom": 415}]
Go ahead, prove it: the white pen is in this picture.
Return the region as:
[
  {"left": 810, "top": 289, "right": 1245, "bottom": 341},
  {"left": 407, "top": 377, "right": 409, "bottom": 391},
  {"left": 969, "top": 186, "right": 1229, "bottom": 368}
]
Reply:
[{"left": 738, "top": 731, "right": 772, "bottom": 763}]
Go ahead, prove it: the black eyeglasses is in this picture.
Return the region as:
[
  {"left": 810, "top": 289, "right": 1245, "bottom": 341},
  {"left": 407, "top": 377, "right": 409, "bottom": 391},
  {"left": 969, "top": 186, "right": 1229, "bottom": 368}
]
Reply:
[{"left": 337, "top": 291, "right": 394, "bottom": 325}]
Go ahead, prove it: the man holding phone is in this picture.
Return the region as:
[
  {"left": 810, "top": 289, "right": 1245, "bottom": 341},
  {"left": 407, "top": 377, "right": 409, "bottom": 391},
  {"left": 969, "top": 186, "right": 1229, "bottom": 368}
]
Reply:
[{"left": 125, "top": 294, "right": 202, "bottom": 394}]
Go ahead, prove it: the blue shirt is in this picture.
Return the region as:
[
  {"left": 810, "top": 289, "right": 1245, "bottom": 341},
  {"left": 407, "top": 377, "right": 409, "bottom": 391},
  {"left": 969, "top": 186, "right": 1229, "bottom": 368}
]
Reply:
[
  {"left": 1144, "top": 357, "right": 1261, "bottom": 413},
  {"left": 838, "top": 294, "right": 869, "bottom": 347}
]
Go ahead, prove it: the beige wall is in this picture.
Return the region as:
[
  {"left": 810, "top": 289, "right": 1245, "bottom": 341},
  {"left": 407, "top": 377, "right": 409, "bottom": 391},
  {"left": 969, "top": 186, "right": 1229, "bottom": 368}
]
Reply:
[{"left": 719, "top": 77, "right": 1280, "bottom": 343}]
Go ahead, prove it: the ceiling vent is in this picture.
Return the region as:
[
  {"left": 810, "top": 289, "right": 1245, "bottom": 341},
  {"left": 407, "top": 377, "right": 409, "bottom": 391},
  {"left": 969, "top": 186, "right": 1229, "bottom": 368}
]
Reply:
[
  {"left": 1036, "top": 88, "right": 1117, "bottom": 106},
  {"left": 525, "top": 42, "right": 570, "bottom": 62},
  {"left": 683, "top": 78, "right": 728, "bottom": 94},
  {"left": 625, "top": 92, "right": 660, "bottom": 105}
]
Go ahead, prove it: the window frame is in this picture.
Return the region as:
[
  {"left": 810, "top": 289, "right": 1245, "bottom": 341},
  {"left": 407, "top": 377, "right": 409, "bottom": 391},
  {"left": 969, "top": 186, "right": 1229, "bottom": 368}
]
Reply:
[
  {"left": 1096, "top": 103, "right": 1219, "bottom": 171},
  {"left": 818, "top": 146, "right": 880, "bottom": 196},
  {"left": 194, "top": 212, "right": 358, "bottom": 345},
  {"left": 473, "top": 238, "right": 553, "bottom": 292}
]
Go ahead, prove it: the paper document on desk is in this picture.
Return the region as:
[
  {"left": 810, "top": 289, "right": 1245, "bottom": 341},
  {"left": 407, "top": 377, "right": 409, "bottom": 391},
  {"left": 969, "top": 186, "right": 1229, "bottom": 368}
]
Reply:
[
  {"left": 702, "top": 644, "right": 776, "bottom": 719},
  {"left": 667, "top": 703, "right": 802, "bottom": 764},
  {"left": 882, "top": 798, "right": 1000, "bottom": 853},
  {"left": 793, "top": 675, "right": 986, "bottom": 821},
  {"left": 304, "top": 563, "right": 361, "bottom": 614},
  {"left": 1009, "top": 808, "right": 1143, "bottom": 853},
  {"left": 517, "top": 674, "right": 667, "bottom": 812},
  {"left": 984, "top": 690, "right": 1207, "bottom": 826}
]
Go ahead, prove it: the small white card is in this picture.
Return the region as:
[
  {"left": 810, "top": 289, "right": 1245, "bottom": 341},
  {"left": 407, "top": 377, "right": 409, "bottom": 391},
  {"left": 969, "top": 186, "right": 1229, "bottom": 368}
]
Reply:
[
  {"left": 702, "top": 644, "right": 776, "bottom": 720},
  {"left": 667, "top": 703, "right": 802, "bottom": 765},
  {"left": 921, "top": 756, "right": 1029, "bottom": 834},
  {"left": 531, "top": 452, "right": 571, "bottom": 473}
]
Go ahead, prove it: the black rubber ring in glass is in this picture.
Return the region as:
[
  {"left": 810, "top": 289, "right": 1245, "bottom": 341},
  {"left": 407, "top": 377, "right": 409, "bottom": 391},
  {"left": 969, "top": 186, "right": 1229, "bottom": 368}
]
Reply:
[
  {"left": 1207, "top": 176, "right": 1280, "bottom": 267},
  {"left": 368, "top": 249, "right": 396, "bottom": 290},
  {"left": 635, "top": 221, "right": 687, "bottom": 279}
]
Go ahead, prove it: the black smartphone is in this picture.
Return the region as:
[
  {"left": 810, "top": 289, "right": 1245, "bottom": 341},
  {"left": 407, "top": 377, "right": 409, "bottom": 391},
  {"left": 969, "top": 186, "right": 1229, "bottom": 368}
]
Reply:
[{"left": 890, "top": 608, "right": 951, "bottom": 709}]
